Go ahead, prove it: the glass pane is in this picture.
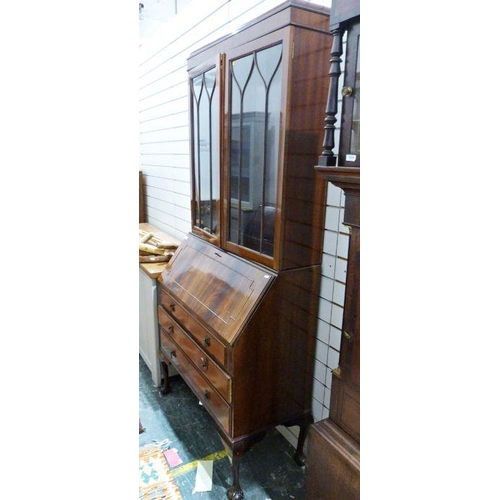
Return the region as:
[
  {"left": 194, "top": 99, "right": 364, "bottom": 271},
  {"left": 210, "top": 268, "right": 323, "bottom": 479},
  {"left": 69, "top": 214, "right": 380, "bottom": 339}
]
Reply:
[
  {"left": 192, "top": 75, "right": 202, "bottom": 228},
  {"left": 228, "top": 43, "right": 282, "bottom": 257},
  {"left": 256, "top": 44, "right": 282, "bottom": 85},
  {"left": 191, "top": 67, "right": 219, "bottom": 234},
  {"left": 231, "top": 54, "right": 253, "bottom": 91},
  {"left": 349, "top": 35, "right": 360, "bottom": 154}
]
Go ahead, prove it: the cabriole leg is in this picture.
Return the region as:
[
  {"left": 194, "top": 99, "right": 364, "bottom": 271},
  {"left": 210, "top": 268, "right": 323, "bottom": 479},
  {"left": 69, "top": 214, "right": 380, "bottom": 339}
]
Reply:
[
  {"left": 226, "top": 453, "right": 244, "bottom": 500},
  {"left": 159, "top": 361, "right": 170, "bottom": 395}
]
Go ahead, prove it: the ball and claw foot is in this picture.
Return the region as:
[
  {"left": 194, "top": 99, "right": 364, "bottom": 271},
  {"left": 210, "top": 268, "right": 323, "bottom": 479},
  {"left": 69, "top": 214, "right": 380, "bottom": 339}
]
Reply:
[
  {"left": 159, "top": 385, "right": 171, "bottom": 395},
  {"left": 226, "top": 486, "right": 244, "bottom": 500},
  {"left": 293, "top": 450, "right": 306, "bottom": 467}
]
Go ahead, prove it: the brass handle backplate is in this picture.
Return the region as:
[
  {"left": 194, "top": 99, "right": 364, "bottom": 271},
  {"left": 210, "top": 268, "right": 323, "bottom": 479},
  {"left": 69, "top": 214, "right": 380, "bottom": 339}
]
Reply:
[
  {"left": 343, "top": 330, "right": 355, "bottom": 342},
  {"left": 341, "top": 86, "right": 353, "bottom": 97}
]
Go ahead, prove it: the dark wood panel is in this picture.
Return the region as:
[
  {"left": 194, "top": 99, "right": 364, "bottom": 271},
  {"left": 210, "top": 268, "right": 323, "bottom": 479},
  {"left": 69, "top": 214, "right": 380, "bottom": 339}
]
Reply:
[
  {"left": 230, "top": 266, "right": 321, "bottom": 437},
  {"left": 305, "top": 419, "right": 360, "bottom": 500},
  {"left": 139, "top": 171, "right": 145, "bottom": 223}
]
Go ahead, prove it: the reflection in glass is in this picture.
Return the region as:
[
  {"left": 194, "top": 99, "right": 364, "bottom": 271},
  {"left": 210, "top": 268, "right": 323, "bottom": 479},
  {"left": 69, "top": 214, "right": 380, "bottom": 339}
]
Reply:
[
  {"left": 191, "top": 67, "right": 219, "bottom": 234},
  {"left": 229, "top": 43, "right": 282, "bottom": 257},
  {"left": 350, "top": 35, "right": 360, "bottom": 154}
]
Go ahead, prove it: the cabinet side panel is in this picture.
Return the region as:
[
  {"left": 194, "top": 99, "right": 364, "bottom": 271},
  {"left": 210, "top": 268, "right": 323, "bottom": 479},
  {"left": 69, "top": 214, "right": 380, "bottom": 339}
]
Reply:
[
  {"left": 305, "top": 420, "right": 360, "bottom": 500},
  {"left": 281, "top": 27, "right": 332, "bottom": 270},
  {"left": 231, "top": 265, "right": 321, "bottom": 437}
]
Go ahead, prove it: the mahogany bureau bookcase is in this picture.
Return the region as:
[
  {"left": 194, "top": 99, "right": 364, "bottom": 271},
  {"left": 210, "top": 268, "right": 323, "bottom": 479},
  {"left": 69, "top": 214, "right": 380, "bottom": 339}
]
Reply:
[{"left": 156, "top": 2, "right": 331, "bottom": 498}]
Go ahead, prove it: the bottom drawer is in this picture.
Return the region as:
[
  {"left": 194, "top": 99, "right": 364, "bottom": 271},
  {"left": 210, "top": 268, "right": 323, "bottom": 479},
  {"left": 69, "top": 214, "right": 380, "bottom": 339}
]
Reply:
[{"left": 160, "top": 327, "right": 231, "bottom": 434}]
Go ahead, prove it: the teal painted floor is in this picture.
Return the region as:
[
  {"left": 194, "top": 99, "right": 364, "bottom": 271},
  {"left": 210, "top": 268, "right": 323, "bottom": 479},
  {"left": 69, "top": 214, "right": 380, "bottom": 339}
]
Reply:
[{"left": 139, "top": 355, "right": 306, "bottom": 499}]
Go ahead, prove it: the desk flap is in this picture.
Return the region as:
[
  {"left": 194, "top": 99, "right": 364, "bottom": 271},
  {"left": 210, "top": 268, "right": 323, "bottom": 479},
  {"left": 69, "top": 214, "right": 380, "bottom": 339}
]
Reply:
[{"left": 161, "top": 234, "right": 276, "bottom": 343}]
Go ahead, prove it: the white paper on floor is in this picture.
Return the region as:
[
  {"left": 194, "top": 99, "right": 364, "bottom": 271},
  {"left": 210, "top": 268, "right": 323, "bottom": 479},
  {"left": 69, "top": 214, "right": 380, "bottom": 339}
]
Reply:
[{"left": 192, "top": 460, "right": 213, "bottom": 493}]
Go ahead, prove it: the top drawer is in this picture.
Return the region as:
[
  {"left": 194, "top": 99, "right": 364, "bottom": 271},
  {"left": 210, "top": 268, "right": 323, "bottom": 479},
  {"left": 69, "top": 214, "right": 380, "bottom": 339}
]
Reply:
[{"left": 158, "top": 286, "right": 226, "bottom": 367}]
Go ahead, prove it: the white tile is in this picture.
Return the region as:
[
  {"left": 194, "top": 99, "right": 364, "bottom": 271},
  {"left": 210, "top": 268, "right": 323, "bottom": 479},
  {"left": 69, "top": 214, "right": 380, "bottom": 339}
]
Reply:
[
  {"left": 317, "top": 297, "right": 332, "bottom": 324},
  {"left": 322, "top": 405, "right": 330, "bottom": 420},
  {"left": 322, "top": 230, "right": 338, "bottom": 256},
  {"left": 327, "top": 183, "right": 342, "bottom": 207},
  {"left": 313, "top": 359, "right": 327, "bottom": 386},
  {"left": 324, "top": 206, "right": 341, "bottom": 231},
  {"left": 315, "top": 319, "right": 330, "bottom": 345},
  {"left": 330, "top": 303, "right": 344, "bottom": 329},
  {"left": 311, "top": 396, "right": 324, "bottom": 422},
  {"left": 319, "top": 276, "right": 334, "bottom": 301},
  {"left": 314, "top": 339, "right": 329, "bottom": 365},
  {"left": 333, "top": 281, "right": 346, "bottom": 307},
  {"left": 323, "top": 384, "right": 331, "bottom": 409},
  {"left": 312, "top": 378, "right": 326, "bottom": 403},
  {"left": 340, "top": 220, "right": 351, "bottom": 235},
  {"left": 334, "top": 257, "right": 347, "bottom": 283},
  {"left": 329, "top": 325, "right": 342, "bottom": 351},
  {"left": 321, "top": 253, "right": 336, "bottom": 279},
  {"left": 327, "top": 347, "right": 340, "bottom": 371},
  {"left": 325, "top": 370, "right": 332, "bottom": 390},
  {"left": 337, "top": 233, "right": 350, "bottom": 259}
]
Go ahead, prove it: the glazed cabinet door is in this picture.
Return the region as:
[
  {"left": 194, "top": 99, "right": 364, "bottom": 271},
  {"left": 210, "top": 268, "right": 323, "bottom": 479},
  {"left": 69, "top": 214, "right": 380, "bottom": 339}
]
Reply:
[
  {"left": 222, "top": 29, "right": 290, "bottom": 270},
  {"left": 189, "top": 58, "right": 223, "bottom": 245}
]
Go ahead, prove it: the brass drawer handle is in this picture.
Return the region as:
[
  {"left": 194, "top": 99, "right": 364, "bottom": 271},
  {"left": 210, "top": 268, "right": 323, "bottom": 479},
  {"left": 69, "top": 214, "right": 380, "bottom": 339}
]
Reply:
[
  {"left": 204, "top": 389, "right": 210, "bottom": 399},
  {"left": 343, "top": 330, "right": 353, "bottom": 342},
  {"left": 167, "top": 348, "right": 176, "bottom": 358},
  {"left": 167, "top": 325, "right": 173, "bottom": 333},
  {"left": 204, "top": 335, "right": 211, "bottom": 347},
  {"left": 200, "top": 357, "right": 208, "bottom": 371},
  {"left": 341, "top": 86, "right": 353, "bottom": 97},
  {"left": 169, "top": 303, "right": 176, "bottom": 311}
]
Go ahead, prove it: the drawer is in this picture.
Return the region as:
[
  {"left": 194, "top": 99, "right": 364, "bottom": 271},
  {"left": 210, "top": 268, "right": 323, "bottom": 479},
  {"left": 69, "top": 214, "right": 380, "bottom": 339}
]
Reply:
[
  {"left": 158, "top": 309, "right": 232, "bottom": 403},
  {"left": 159, "top": 328, "right": 231, "bottom": 435},
  {"left": 158, "top": 286, "right": 226, "bottom": 366}
]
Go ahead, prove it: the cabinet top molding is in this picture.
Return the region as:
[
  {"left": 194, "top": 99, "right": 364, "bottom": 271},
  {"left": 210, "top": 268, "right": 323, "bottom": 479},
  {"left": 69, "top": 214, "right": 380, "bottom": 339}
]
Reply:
[{"left": 187, "top": 0, "right": 330, "bottom": 70}]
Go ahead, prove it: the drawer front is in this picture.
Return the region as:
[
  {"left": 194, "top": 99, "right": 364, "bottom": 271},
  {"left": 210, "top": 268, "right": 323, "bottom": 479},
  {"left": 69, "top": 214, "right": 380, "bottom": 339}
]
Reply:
[
  {"left": 159, "top": 328, "right": 231, "bottom": 434},
  {"left": 158, "top": 308, "right": 232, "bottom": 403},
  {"left": 158, "top": 286, "right": 226, "bottom": 366}
]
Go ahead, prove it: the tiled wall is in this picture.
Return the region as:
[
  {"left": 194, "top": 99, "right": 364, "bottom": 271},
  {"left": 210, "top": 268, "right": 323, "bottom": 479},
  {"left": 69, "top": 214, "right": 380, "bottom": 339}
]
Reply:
[
  {"left": 277, "top": 182, "right": 347, "bottom": 446},
  {"left": 312, "top": 183, "right": 348, "bottom": 421}
]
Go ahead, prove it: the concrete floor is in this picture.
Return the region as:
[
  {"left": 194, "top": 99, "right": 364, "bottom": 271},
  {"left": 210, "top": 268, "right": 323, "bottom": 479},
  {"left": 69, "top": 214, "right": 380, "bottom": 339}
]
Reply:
[{"left": 139, "top": 355, "right": 307, "bottom": 499}]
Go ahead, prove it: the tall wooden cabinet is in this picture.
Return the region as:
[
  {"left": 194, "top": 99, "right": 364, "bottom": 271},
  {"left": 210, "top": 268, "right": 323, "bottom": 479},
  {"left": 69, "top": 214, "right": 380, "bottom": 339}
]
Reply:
[
  {"left": 304, "top": 0, "right": 360, "bottom": 498},
  {"left": 156, "top": 2, "right": 332, "bottom": 498}
]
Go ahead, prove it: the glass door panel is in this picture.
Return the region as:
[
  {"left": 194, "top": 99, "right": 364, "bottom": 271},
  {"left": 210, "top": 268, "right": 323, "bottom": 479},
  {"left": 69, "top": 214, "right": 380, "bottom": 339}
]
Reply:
[
  {"left": 228, "top": 43, "right": 283, "bottom": 257},
  {"left": 191, "top": 66, "right": 220, "bottom": 235}
]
